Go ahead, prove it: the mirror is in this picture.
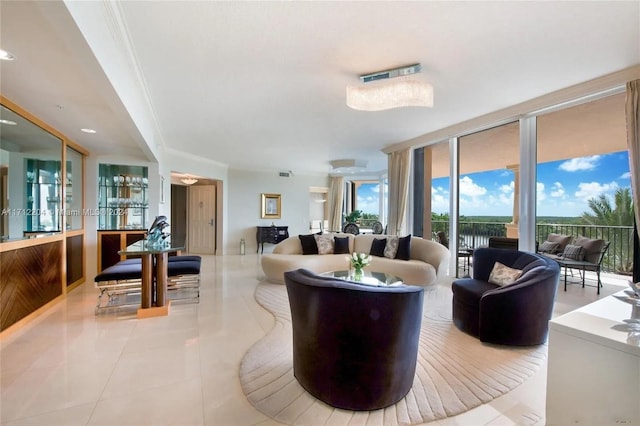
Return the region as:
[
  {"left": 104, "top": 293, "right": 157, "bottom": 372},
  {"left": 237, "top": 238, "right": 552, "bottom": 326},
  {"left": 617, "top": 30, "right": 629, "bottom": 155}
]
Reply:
[
  {"left": 0, "top": 104, "right": 63, "bottom": 241},
  {"left": 65, "top": 147, "right": 83, "bottom": 230}
]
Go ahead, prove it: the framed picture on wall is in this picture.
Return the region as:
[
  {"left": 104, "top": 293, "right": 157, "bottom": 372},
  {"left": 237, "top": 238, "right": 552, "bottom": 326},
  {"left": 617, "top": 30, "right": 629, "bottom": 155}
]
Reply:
[{"left": 261, "top": 193, "right": 281, "bottom": 219}]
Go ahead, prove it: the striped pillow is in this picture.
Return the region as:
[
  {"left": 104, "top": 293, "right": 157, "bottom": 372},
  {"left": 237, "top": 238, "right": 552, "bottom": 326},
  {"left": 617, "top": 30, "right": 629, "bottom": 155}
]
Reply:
[
  {"left": 562, "top": 244, "right": 585, "bottom": 261},
  {"left": 539, "top": 240, "right": 561, "bottom": 254}
]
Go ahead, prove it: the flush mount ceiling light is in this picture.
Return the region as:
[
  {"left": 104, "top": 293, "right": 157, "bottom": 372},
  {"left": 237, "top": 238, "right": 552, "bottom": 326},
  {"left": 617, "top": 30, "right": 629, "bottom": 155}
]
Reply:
[
  {"left": 181, "top": 177, "right": 198, "bottom": 185},
  {"left": 346, "top": 63, "right": 433, "bottom": 111},
  {"left": 330, "top": 159, "right": 367, "bottom": 173}
]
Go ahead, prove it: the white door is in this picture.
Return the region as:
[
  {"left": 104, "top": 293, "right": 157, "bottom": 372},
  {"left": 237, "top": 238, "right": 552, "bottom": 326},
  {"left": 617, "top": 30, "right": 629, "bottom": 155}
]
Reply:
[{"left": 188, "top": 185, "right": 216, "bottom": 254}]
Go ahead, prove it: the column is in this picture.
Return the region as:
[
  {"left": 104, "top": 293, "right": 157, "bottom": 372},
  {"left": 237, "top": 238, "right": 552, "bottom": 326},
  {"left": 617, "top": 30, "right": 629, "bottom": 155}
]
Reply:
[{"left": 505, "top": 164, "right": 520, "bottom": 238}]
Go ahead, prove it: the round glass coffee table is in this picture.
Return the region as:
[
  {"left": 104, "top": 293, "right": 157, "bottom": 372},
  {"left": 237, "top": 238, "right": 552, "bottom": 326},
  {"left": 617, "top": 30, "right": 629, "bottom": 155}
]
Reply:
[{"left": 321, "top": 270, "right": 403, "bottom": 286}]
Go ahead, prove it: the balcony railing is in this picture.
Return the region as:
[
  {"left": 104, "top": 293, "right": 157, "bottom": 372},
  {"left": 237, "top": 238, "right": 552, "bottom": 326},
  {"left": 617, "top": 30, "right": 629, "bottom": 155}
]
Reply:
[{"left": 431, "top": 221, "right": 635, "bottom": 275}]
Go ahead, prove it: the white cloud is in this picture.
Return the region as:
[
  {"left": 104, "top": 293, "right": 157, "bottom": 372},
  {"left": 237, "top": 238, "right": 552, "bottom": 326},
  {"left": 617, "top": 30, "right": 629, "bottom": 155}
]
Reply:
[
  {"left": 558, "top": 155, "right": 600, "bottom": 172},
  {"left": 537, "top": 182, "right": 546, "bottom": 203},
  {"left": 574, "top": 181, "right": 619, "bottom": 201},
  {"left": 550, "top": 182, "right": 565, "bottom": 198},
  {"left": 370, "top": 185, "right": 380, "bottom": 193},
  {"left": 498, "top": 193, "right": 513, "bottom": 206},
  {"left": 430, "top": 186, "right": 449, "bottom": 214},
  {"left": 620, "top": 171, "right": 631, "bottom": 179},
  {"left": 500, "top": 181, "right": 514, "bottom": 194},
  {"left": 459, "top": 176, "right": 487, "bottom": 197},
  {"left": 356, "top": 194, "right": 379, "bottom": 214}
]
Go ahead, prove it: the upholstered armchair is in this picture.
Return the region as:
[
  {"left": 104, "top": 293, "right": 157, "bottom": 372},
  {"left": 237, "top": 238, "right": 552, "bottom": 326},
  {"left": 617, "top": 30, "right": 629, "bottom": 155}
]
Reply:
[
  {"left": 284, "top": 268, "right": 424, "bottom": 410},
  {"left": 452, "top": 248, "right": 560, "bottom": 346}
]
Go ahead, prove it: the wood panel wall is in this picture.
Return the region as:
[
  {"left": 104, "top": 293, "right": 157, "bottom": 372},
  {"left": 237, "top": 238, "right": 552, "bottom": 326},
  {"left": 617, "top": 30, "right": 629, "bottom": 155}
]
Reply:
[{"left": 0, "top": 241, "right": 62, "bottom": 331}]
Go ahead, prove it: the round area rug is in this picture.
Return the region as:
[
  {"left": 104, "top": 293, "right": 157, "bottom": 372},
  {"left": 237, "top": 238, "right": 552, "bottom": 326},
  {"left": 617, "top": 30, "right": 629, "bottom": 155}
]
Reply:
[{"left": 239, "top": 282, "right": 546, "bottom": 425}]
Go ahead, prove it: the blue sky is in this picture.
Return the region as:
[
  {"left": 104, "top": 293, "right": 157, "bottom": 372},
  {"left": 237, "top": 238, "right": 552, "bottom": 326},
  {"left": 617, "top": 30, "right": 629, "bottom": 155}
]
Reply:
[
  {"left": 357, "top": 182, "right": 382, "bottom": 214},
  {"left": 356, "top": 150, "right": 631, "bottom": 217},
  {"left": 431, "top": 150, "right": 631, "bottom": 217}
]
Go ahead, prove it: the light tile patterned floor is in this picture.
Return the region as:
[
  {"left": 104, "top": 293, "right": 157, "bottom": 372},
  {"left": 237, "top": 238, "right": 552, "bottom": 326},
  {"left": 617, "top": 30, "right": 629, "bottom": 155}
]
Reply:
[{"left": 0, "top": 254, "right": 628, "bottom": 425}]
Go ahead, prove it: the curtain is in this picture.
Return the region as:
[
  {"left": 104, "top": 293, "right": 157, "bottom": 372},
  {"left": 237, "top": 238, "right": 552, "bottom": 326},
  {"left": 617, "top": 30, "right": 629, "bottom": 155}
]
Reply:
[
  {"left": 387, "top": 148, "right": 412, "bottom": 235},
  {"left": 328, "top": 175, "right": 344, "bottom": 233},
  {"left": 626, "top": 80, "right": 640, "bottom": 282}
]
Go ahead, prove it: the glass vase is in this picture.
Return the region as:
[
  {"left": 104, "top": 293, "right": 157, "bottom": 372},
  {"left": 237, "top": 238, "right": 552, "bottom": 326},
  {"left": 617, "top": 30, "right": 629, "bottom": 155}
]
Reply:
[{"left": 353, "top": 266, "right": 363, "bottom": 281}]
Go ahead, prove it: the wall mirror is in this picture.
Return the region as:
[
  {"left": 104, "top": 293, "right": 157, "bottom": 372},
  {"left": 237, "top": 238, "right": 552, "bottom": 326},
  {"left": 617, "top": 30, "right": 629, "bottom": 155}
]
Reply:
[{"left": 0, "top": 104, "right": 63, "bottom": 241}]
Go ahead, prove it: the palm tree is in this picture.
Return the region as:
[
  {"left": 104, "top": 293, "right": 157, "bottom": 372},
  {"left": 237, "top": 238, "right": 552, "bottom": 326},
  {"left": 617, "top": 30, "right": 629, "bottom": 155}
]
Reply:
[
  {"left": 581, "top": 187, "right": 634, "bottom": 226},
  {"left": 581, "top": 187, "right": 634, "bottom": 274}
]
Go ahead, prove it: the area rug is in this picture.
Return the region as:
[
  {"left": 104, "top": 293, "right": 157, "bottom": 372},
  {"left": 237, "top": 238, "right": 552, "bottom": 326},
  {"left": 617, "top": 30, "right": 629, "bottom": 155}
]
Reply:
[{"left": 239, "top": 282, "right": 546, "bottom": 425}]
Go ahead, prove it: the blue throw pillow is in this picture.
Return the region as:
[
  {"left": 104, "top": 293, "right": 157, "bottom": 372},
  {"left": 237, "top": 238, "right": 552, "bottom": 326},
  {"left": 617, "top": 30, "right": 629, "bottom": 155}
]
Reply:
[
  {"left": 299, "top": 234, "right": 318, "bottom": 255},
  {"left": 334, "top": 236, "right": 350, "bottom": 254},
  {"left": 395, "top": 234, "right": 411, "bottom": 260},
  {"left": 370, "top": 238, "right": 387, "bottom": 257}
]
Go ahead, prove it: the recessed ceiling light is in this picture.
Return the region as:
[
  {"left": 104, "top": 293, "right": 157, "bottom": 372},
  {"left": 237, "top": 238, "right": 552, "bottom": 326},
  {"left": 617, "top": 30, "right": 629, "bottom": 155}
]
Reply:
[
  {"left": 81, "top": 128, "right": 97, "bottom": 134},
  {"left": 0, "top": 49, "right": 15, "bottom": 61},
  {"left": 0, "top": 119, "right": 17, "bottom": 125}
]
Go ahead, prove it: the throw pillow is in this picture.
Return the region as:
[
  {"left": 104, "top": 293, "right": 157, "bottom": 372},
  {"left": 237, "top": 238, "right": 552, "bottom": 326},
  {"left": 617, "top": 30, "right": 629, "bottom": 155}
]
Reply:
[
  {"left": 547, "top": 233, "right": 572, "bottom": 251},
  {"left": 370, "top": 238, "right": 387, "bottom": 257},
  {"left": 488, "top": 261, "right": 523, "bottom": 286},
  {"left": 314, "top": 234, "right": 334, "bottom": 255},
  {"left": 538, "top": 240, "right": 561, "bottom": 254},
  {"left": 299, "top": 234, "right": 318, "bottom": 255},
  {"left": 333, "top": 236, "right": 350, "bottom": 254},
  {"left": 562, "top": 244, "right": 585, "bottom": 261},
  {"left": 384, "top": 236, "right": 399, "bottom": 259},
  {"left": 395, "top": 234, "right": 412, "bottom": 261},
  {"left": 572, "top": 236, "right": 605, "bottom": 264}
]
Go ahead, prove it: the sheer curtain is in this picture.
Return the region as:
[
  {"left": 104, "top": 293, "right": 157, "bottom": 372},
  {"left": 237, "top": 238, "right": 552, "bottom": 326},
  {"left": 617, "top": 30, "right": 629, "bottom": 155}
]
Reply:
[
  {"left": 387, "top": 148, "right": 412, "bottom": 235},
  {"left": 626, "top": 80, "right": 640, "bottom": 282},
  {"left": 328, "top": 175, "right": 344, "bottom": 233}
]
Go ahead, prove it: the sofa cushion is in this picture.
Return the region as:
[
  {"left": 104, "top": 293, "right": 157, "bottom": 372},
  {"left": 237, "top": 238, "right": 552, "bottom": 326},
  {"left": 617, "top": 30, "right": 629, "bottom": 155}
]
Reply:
[
  {"left": 299, "top": 234, "right": 319, "bottom": 255},
  {"left": 314, "top": 234, "right": 334, "bottom": 254},
  {"left": 395, "top": 234, "right": 411, "bottom": 260},
  {"left": 452, "top": 278, "right": 499, "bottom": 306},
  {"left": 334, "top": 236, "right": 350, "bottom": 254},
  {"left": 538, "top": 240, "right": 560, "bottom": 254},
  {"left": 562, "top": 244, "right": 585, "bottom": 261},
  {"left": 546, "top": 233, "right": 572, "bottom": 252},
  {"left": 384, "top": 236, "right": 399, "bottom": 259},
  {"left": 488, "top": 262, "right": 523, "bottom": 286},
  {"left": 573, "top": 236, "right": 606, "bottom": 264},
  {"left": 370, "top": 238, "right": 387, "bottom": 257}
]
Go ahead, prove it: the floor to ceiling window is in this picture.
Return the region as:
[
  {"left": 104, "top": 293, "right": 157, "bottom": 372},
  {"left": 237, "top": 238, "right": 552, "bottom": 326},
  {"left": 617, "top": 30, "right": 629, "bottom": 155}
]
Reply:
[
  {"left": 536, "top": 92, "right": 633, "bottom": 275},
  {"left": 342, "top": 178, "right": 387, "bottom": 232},
  {"left": 410, "top": 85, "right": 633, "bottom": 279},
  {"left": 413, "top": 140, "right": 449, "bottom": 239},
  {"left": 355, "top": 180, "right": 381, "bottom": 231},
  {"left": 455, "top": 122, "right": 520, "bottom": 275}
]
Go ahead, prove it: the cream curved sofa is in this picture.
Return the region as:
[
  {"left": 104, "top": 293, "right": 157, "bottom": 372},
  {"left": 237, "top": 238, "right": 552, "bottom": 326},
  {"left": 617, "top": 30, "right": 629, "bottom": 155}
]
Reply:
[{"left": 261, "top": 233, "right": 450, "bottom": 286}]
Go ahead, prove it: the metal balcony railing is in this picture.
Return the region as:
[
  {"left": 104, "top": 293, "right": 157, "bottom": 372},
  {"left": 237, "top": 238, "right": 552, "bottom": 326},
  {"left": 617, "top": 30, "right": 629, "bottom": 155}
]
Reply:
[{"left": 432, "top": 220, "right": 635, "bottom": 275}]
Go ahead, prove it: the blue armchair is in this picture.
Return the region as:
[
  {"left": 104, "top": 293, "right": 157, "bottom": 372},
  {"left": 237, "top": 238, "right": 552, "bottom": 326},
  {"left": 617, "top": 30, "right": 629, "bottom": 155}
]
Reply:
[
  {"left": 452, "top": 248, "right": 560, "bottom": 346},
  {"left": 284, "top": 268, "right": 424, "bottom": 410}
]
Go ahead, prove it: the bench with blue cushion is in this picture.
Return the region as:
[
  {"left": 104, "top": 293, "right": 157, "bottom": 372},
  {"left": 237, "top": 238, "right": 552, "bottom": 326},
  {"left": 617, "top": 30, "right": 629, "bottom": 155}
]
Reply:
[{"left": 94, "top": 255, "right": 201, "bottom": 312}]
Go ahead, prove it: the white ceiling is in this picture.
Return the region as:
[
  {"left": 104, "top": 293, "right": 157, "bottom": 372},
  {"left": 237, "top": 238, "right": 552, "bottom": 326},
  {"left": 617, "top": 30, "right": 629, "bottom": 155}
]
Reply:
[{"left": 1, "top": 1, "right": 639, "bottom": 177}]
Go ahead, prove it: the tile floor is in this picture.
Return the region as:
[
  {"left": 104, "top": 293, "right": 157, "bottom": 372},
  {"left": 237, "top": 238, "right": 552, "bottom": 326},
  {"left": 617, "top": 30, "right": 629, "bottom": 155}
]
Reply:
[{"left": 0, "top": 254, "right": 629, "bottom": 425}]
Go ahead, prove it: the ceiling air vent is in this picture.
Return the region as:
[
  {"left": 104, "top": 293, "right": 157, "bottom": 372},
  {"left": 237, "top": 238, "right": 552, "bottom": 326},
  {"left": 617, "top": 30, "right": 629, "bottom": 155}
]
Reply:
[{"left": 279, "top": 170, "right": 292, "bottom": 178}]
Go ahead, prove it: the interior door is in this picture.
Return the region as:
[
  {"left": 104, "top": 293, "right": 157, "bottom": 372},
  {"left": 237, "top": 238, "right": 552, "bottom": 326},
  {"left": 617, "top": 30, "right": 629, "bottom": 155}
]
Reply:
[{"left": 188, "top": 185, "right": 216, "bottom": 254}]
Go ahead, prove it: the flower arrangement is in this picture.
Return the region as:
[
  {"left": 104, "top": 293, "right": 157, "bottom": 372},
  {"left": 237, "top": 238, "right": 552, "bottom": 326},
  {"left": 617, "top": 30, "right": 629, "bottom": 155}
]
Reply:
[{"left": 346, "top": 252, "right": 372, "bottom": 280}]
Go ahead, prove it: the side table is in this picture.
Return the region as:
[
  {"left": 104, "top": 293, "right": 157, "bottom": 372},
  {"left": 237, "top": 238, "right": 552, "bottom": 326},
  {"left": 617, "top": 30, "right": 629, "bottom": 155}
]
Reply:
[{"left": 119, "top": 240, "right": 184, "bottom": 318}]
